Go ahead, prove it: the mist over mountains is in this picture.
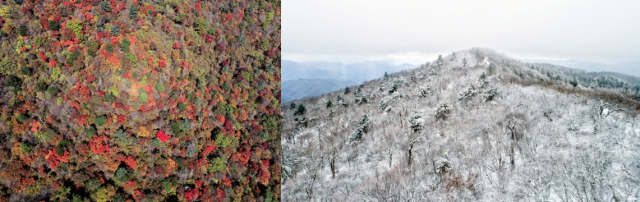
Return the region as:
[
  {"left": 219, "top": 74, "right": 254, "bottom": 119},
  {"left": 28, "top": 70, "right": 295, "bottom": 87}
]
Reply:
[
  {"left": 519, "top": 59, "right": 640, "bottom": 78},
  {"left": 282, "top": 79, "right": 358, "bottom": 103},
  {"left": 281, "top": 48, "right": 640, "bottom": 201},
  {"left": 282, "top": 60, "right": 415, "bottom": 102}
]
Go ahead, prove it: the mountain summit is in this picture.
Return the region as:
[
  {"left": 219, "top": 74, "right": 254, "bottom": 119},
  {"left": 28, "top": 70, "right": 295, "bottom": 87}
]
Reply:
[{"left": 281, "top": 48, "right": 640, "bottom": 201}]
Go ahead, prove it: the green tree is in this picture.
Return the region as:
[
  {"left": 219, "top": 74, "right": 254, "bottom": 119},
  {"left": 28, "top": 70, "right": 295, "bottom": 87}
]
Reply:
[
  {"left": 17, "top": 24, "right": 27, "bottom": 36},
  {"left": 102, "top": 93, "right": 116, "bottom": 104},
  {"left": 35, "top": 82, "right": 48, "bottom": 92},
  {"left": 95, "top": 115, "right": 107, "bottom": 126},
  {"left": 48, "top": 20, "right": 61, "bottom": 31},
  {"left": 129, "top": 4, "right": 138, "bottom": 19},
  {"left": 5, "top": 75, "right": 21, "bottom": 87},
  {"left": 194, "top": 18, "right": 208, "bottom": 32},
  {"left": 47, "top": 86, "right": 59, "bottom": 95},
  {"left": 20, "top": 143, "right": 32, "bottom": 153},
  {"left": 99, "top": 1, "right": 111, "bottom": 12}
]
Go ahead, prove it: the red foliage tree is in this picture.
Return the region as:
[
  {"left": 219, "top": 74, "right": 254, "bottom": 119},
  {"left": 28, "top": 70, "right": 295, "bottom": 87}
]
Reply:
[
  {"left": 205, "top": 35, "right": 214, "bottom": 43},
  {"left": 202, "top": 146, "right": 216, "bottom": 157},
  {"left": 184, "top": 187, "right": 199, "bottom": 201},
  {"left": 156, "top": 130, "right": 170, "bottom": 142}
]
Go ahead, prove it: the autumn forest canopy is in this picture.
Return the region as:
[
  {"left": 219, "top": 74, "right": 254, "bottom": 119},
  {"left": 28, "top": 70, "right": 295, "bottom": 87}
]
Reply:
[{"left": 0, "top": 0, "right": 281, "bottom": 201}]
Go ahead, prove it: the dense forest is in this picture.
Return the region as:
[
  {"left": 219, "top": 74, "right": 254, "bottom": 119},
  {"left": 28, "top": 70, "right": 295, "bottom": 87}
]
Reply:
[
  {"left": 0, "top": 0, "right": 280, "bottom": 201},
  {"left": 282, "top": 48, "right": 640, "bottom": 201}
]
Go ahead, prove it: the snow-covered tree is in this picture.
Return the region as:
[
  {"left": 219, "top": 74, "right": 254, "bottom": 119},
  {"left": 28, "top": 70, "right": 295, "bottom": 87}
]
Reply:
[
  {"left": 483, "top": 87, "right": 500, "bottom": 102},
  {"left": 282, "top": 152, "right": 301, "bottom": 183},
  {"left": 350, "top": 114, "right": 372, "bottom": 143},
  {"left": 457, "top": 85, "right": 476, "bottom": 101},
  {"left": 436, "top": 102, "right": 451, "bottom": 120},
  {"left": 417, "top": 86, "right": 430, "bottom": 98},
  {"left": 408, "top": 113, "right": 424, "bottom": 133},
  {"left": 294, "top": 104, "right": 306, "bottom": 116},
  {"left": 437, "top": 55, "right": 444, "bottom": 68}
]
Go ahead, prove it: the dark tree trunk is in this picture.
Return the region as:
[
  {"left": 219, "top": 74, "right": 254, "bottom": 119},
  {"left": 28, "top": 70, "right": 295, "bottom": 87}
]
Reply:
[{"left": 408, "top": 143, "right": 414, "bottom": 166}]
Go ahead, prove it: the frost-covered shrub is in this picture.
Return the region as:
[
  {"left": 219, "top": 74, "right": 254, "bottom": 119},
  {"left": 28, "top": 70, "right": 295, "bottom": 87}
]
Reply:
[
  {"left": 326, "top": 100, "right": 333, "bottom": 108},
  {"left": 350, "top": 114, "right": 372, "bottom": 143},
  {"left": 340, "top": 100, "right": 348, "bottom": 107},
  {"left": 282, "top": 152, "right": 301, "bottom": 183},
  {"left": 435, "top": 159, "right": 451, "bottom": 176},
  {"left": 391, "top": 92, "right": 403, "bottom": 100},
  {"left": 483, "top": 87, "right": 500, "bottom": 102},
  {"left": 416, "top": 86, "right": 430, "bottom": 98},
  {"left": 436, "top": 102, "right": 451, "bottom": 120},
  {"left": 354, "top": 89, "right": 369, "bottom": 105},
  {"left": 408, "top": 113, "right": 424, "bottom": 133},
  {"left": 428, "top": 67, "right": 436, "bottom": 75},
  {"left": 337, "top": 96, "right": 348, "bottom": 107},
  {"left": 457, "top": 85, "right": 476, "bottom": 101},
  {"left": 388, "top": 83, "right": 398, "bottom": 94},
  {"left": 294, "top": 117, "right": 308, "bottom": 128},
  {"left": 378, "top": 99, "right": 389, "bottom": 111},
  {"left": 355, "top": 96, "right": 368, "bottom": 105},
  {"left": 477, "top": 72, "right": 488, "bottom": 88}
]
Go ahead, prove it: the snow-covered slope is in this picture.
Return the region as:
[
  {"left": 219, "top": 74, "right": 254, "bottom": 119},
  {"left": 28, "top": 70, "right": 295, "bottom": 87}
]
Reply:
[{"left": 281, "top": 48, "right": 640, "bottom": 201}]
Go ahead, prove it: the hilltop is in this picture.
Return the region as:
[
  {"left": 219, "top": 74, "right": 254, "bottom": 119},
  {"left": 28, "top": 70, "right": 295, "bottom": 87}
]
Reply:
[{"left": 281, "top": 48, "right": 640, "bottom": 201}]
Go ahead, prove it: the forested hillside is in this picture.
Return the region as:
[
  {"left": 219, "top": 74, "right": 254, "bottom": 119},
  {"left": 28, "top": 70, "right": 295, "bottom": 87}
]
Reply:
[
  {"left": 0, "top": 0, "right": 281, "bottom": 201},
  {"left": 282, "top": 48, "right": 640, "bottom": 201}
]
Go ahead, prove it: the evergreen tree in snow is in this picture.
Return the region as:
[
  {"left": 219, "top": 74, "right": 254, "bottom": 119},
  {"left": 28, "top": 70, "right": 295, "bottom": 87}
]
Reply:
[
  {"left": 437, "top": 55, "right": 444, "bottom": 68},
  {"left": 350, "top": 114, "right": 372, "bottom": 143},
  {"left": 417, "top": 86, "right": 430, "bottom": 98},
  {"left": 458, "top": 85, "right": 477, "bottom": 101},
  {"left": 408, "top": 113, "right": 424, "bottom": 133},
  {"left": 294, "top": 104, "right": 306, "bottom": 116},
  {"left": 436, "top": 102, "right": 451, "bottom": 120},
  {"left": 378, "top": 99, "right": 389, "bottom": 111},
  {"left": 483, "top": 87, "right": 500, "bottom": 102}
]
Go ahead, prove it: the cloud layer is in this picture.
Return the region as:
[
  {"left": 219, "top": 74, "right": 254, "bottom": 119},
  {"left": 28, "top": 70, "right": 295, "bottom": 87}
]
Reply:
[{"left": 283, "top": 0, "right": 640, "bottom": 75}]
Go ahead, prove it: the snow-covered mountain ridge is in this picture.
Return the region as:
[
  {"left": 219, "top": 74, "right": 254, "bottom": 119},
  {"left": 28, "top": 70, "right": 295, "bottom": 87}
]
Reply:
[{"left": 281, "top": 48, "right": 640, "bottom": 201}]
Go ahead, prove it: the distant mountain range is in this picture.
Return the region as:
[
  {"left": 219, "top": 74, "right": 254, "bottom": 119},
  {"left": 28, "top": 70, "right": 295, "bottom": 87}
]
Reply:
[
  {"left": 282, "top": 60, "right": 415, "bottom": 101},
  {"left": 282, "top": 79, "right": 358, "bottom": 103}
]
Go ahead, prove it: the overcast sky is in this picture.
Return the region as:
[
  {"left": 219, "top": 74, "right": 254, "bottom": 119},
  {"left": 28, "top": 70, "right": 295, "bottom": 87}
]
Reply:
[{"left": 283, "top": 0, "right": 640, "bottom": 76}]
